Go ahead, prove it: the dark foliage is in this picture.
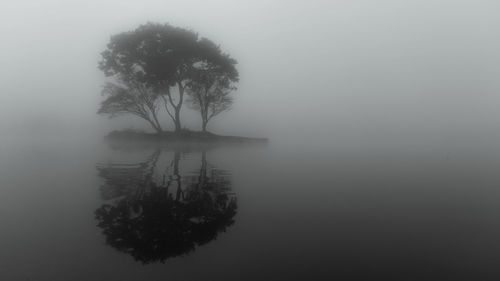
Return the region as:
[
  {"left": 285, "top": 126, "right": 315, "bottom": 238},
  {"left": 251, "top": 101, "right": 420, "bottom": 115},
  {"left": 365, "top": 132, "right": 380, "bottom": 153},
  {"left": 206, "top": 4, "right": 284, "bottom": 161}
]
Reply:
[{"left": 98, "top": 22, "right": 239, "bottom": 133}]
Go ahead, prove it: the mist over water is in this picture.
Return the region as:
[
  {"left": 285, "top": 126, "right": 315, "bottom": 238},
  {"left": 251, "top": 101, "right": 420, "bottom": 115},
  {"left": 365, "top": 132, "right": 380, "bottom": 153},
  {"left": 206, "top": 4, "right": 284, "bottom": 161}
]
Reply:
[{"left": 2, "top": 0, "right": 500, "bottom": 280}]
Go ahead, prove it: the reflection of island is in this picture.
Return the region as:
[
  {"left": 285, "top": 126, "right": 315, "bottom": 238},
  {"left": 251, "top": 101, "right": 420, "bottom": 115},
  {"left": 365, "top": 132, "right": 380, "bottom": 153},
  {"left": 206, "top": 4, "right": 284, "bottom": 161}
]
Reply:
[{"left": 95, "top": 148, "right": 237, "bottom": 264}]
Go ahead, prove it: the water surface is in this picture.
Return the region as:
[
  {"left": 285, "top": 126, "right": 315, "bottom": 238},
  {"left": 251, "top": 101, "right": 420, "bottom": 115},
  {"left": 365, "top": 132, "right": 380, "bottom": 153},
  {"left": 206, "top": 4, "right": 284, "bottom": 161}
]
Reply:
[{"left": 1, "top": 136, "right": 500, "bottom": 280}]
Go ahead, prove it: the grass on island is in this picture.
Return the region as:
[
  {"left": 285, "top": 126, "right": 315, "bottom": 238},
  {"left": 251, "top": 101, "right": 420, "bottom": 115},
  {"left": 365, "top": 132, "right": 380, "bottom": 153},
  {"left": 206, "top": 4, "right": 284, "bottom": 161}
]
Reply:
[{"left": 106, "top": 129, "right": 268, "bottom": 143}]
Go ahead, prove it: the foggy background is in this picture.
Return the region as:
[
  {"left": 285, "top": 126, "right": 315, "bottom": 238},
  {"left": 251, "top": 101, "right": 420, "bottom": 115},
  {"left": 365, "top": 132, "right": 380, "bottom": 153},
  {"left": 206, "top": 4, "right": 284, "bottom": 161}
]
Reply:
[
  {"left": 1, "top": 0, "right": 500, "bottom": 148},
  {"left": 4, "top": 2, "right": 500, "bottom": 280}
]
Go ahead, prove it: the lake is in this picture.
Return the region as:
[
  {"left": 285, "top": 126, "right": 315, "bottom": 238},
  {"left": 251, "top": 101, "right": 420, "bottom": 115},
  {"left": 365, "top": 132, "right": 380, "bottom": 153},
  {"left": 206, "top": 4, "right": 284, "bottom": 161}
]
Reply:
[{"left": 1, "top": 134, "right": 500, "bottom": 280}]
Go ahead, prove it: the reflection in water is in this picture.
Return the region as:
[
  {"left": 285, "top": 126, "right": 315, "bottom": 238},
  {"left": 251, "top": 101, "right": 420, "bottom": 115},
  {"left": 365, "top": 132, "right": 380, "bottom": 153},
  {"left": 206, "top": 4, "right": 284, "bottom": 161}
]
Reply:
[{"left": 95, "top": 148, "right": 237, "bottom": 264}]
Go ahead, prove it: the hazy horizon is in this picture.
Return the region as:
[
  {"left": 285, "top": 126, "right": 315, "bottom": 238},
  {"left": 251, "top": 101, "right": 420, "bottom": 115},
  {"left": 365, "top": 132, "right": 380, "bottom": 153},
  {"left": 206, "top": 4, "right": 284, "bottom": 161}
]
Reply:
[{"left": 2, "top": 0, "right": 500, "bottom": 148}]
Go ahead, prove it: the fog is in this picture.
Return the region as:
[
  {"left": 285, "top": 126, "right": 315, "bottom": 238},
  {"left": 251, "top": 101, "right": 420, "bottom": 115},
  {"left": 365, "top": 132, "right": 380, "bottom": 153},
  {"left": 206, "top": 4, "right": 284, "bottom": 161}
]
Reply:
[
  {"left": 2, "top": 1, "right": 500, "bottom": 280},
  {"left": 1, "top": 0, "right": 499, "bottom": 147}
]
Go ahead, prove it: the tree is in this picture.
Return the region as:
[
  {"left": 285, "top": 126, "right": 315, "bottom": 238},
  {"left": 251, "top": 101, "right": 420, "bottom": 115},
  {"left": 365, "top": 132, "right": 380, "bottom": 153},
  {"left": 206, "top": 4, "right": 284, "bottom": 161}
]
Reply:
[
  {"left": 100, "top": 23, "right": 199, "bottom": 132},
  {"left": 187, "top": 39, "right": 239, "bottom": 132},
  {"left": 99, "top": 23, "right": 239, "bottom": 133},
  {"left": 98, "top": 24, "right": 168, "bottom": 133},
  {"left": 98, "top": 81, "right": 163, "bottom": 133}
]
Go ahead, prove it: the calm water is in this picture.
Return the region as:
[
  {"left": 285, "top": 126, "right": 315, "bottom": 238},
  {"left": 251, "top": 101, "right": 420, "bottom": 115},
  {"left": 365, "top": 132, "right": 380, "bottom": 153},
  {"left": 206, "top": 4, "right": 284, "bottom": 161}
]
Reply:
[{"left": 2, "top": 135, "right": 500, "bottom": 280}]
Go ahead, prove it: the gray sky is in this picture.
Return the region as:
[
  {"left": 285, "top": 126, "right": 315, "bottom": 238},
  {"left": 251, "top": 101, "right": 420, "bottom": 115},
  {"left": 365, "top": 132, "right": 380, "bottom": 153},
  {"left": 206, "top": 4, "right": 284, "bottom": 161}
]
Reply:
[{"left": 1, "top": 0, "right": 500, "bottom": 145}]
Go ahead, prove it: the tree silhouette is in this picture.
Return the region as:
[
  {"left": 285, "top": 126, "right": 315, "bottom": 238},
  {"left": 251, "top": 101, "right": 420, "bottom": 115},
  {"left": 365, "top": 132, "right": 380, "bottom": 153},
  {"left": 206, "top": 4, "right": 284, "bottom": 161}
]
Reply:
[
  {"left": 99, "top": 23, "right": 238, "bottom": 133},
  {"left": 95, "top": 149, "right": 237, "bottom": 264},
  {"left": 187, "top": 38, "right": 239, "bottom": 132},
  {"left": 98, "top": 82, "right": 163, "bottom": 133}
]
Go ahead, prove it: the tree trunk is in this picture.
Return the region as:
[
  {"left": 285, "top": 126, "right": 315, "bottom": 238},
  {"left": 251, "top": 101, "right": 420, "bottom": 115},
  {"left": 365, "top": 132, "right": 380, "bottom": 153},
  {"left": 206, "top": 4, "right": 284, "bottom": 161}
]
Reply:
[
  {"left": 174, "top": 108, "right": 182, "bottom": 132},
  {"left": 151, "top": 113, "right": 163, "bottom": 133},
  {"left": 174, "top": 82, "right": 184, "bottom": 133},
  {"left": 147, "top": 119, "right": 163, "bottom": 134},
  {"left": 201, "top": 108, "right": 208, "bottom": 132}
]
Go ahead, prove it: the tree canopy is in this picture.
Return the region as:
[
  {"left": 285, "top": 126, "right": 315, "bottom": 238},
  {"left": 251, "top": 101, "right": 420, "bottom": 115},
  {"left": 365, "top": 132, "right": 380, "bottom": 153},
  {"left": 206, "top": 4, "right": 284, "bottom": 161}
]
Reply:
[
  {"left": 98, "top": 81, "right": 163, "bottom": 133},
  {"left": 98, "top": 22, "right": 239, "bottom": 133},
  {"left": 187, "top": 38, "right": 239, "bottom": 131}
]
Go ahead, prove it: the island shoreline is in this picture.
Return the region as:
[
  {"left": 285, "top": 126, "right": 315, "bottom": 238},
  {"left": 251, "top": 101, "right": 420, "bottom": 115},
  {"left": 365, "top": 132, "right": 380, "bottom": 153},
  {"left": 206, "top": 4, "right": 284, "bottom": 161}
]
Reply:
[{"left": 106, "top": 130, "right": 268, "bottom": 143}]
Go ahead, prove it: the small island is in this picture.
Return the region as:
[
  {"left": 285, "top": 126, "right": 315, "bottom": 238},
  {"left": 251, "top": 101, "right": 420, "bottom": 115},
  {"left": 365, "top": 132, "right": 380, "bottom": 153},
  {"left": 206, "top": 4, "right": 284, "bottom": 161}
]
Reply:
[
  {"left": 98, "top": 22, "right": 266, "bottom": 143},
  {"left": 106, "top": 129, "right": 267, "bottom": 143}
]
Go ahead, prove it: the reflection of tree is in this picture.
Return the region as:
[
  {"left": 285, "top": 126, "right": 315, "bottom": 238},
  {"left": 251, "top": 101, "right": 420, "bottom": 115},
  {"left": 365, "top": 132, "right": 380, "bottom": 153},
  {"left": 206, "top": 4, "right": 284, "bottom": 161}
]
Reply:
[
  {"left": 95, "top": 149, "right": 237, "bottom": 264},
  {"left": 96, "top": 150, "right": 160, "bottom": 200}
]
